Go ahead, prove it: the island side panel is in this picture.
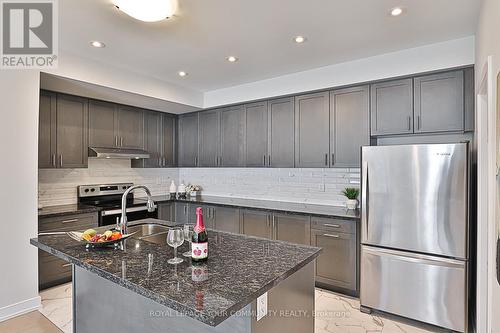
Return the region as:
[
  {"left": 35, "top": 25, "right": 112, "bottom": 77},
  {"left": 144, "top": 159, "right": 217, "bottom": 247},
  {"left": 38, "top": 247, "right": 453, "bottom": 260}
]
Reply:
[
  {"left": 72, "top": 266, "right": 252, "bottom": 333},
  {"left": 251, "top": 261, "right": 315, "bottom": 333}
]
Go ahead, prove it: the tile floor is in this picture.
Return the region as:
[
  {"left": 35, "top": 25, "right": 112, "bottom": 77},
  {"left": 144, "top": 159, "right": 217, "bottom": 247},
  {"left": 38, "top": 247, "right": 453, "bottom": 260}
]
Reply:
[{"left": 1, "top": 284, "right": 442, "bottom": 333}]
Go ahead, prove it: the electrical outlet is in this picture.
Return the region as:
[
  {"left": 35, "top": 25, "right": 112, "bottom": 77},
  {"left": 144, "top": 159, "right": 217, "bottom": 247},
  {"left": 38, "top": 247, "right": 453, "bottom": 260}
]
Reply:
[{"left": 256, "top": 292, "right": 268, "bottom": 321}]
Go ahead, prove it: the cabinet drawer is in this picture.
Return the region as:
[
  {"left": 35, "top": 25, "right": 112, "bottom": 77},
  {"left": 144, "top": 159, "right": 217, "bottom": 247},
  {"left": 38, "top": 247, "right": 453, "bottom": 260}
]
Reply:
[
  {"left": 311, "top": 217, "right": 355, "bottom": 234},
  {"left": 38, "top": 212, "right": 98, "bottom": 232},
  {"left": 38, "top": 250, "right": 72, "bottom": 289}
]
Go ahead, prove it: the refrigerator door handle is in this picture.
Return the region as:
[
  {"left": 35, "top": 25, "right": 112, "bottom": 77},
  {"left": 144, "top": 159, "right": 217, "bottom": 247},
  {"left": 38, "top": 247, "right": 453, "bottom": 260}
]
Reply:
[
  {"left": 361, "top": 161, "right": 369, "bottom": 242},
  {"left": 362, "top": 246, "right": 465, "bottom": 268}
]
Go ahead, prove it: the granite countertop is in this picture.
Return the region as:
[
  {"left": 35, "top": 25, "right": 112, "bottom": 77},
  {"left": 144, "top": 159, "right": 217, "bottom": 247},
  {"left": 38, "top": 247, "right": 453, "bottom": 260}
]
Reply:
[
  {"left": 150, "top": 195, "right": 360, "bottom": 220},
  {"left": 38, "top": 204, "right": 101, "bottom": 218},
  {"left": 31, "top": 219, "right": 321, "bottom": 326}
]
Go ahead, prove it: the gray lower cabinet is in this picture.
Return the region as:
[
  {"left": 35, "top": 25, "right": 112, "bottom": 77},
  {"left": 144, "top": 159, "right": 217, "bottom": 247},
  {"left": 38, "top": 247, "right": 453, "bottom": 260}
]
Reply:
[
  {"left": 38, "top": 212, "right": 98, "bottom": 289},
  {"left": 330, "top": 86, "right": 370, "bottom": 167},
  {"left": 273, "top": 213, "right": 310, "bottom": 245},
  {"left": 178, "top": 113, "right": 199, "bottom": 167},
  {"left": 294, "top": 92, "right": 330, "bottom": 167},
  {"left": 245, "top": 101, "right": 269, "bottom": 167},
  {"left": 311, "top": 217, "right": 357, "bottom": 295},
  {"left": 39, "top": 92, "right": 89, "bottom": 169},
  {"left": 370, "top": 78, "right": 413, "bottom": 136},
  {"left": 174, "top": 202, "right": 191, "bottom": 224},
  {"left": 414, "top": 70, "right": 464, "bottom": 133},
  {"left": 89, "top": 100, "right": 117, "bottom": 148},
  {"left": 268, "top": 97, "right": 295, "bottom": 167},
  {"left": 220, "top": 106, "right": 246, "bottom": 167},
  {"left": 210, "top": 206, "right": 240, "bottom": 233},
  {"left": 198, "top": 110, "right": 221, "bottom": 167},
  {"left": 241, "top": 209, "right": 272, "bottom": 239},
  {"left": 158, "top": 202, "right": 173, "bottom": 221},
  {"left": 116, "top": 106, "right": 144, "bottom": 149}
]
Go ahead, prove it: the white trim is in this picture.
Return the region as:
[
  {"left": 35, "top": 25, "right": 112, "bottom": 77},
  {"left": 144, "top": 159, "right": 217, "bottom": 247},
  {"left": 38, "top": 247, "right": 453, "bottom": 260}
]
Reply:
[{"left": 0, "top": 296, "right": 41, "bottom": 322}]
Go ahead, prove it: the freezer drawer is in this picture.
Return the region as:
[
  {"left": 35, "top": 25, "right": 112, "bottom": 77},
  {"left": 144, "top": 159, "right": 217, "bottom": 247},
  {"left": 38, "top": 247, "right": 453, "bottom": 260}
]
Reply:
[{"left": 361, "top": 246, "right": 467, "bottom": 332}]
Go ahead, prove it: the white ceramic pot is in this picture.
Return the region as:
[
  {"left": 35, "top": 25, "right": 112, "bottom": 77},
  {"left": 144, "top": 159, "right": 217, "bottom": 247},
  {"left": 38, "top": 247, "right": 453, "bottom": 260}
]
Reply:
[{"left": 346, "top": 199, "right": 358, "bottom": 210}]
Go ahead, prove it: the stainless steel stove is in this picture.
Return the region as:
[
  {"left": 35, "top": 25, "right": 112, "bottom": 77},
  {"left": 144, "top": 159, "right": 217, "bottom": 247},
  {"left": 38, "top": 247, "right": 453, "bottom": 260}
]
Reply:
[{"left": 77, "top": 183, "right": 158, "bottom": 227}]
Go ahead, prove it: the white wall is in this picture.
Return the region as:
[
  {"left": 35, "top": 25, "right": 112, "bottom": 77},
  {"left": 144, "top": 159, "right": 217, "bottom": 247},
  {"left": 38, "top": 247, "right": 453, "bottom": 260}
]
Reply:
[
  {"left": 0, "top": 71, "right": 41, "bottom": 321},
  {"left": 204, "top": 36, "right": 474, "bottom": 108},
  {"left": 475, "top": 0, "right": 500, "bottom": 331}
]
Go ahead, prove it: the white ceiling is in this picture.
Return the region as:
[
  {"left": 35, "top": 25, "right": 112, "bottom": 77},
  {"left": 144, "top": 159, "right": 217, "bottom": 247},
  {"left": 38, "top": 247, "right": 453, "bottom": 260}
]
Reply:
[{"left": 59, "top": 0, "right": 480, "bottom": 92}]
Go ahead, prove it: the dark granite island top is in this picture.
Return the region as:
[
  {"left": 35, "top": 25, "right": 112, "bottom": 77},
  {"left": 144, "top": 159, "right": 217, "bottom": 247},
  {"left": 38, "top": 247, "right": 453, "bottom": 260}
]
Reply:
[{"left": 31, "top": 219, "right": 321, "bottom": 328}]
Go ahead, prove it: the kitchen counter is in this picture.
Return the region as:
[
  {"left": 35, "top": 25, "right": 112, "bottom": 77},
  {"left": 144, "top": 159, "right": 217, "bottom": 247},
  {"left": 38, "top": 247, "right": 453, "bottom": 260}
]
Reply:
[
  {"left": 31, "top": 219, "right": 321, "bottom": 330},
  {"left": 150, "top": 195, "right": 360, "bottom": 220},
  {"left": 38, "top": 203, "right": 101, "bottom": 218}
]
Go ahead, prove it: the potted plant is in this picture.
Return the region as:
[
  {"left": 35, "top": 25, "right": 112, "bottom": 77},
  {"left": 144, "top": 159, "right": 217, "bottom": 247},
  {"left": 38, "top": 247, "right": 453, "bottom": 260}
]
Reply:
[{"left": 342, "top": 187, "right": 360, "bottom": 210}]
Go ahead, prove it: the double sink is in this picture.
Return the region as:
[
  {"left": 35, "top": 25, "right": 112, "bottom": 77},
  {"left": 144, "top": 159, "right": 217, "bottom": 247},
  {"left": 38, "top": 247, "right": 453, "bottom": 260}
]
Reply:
[{"left": 128, "top": 223, "right": 171, "bottom": 245}]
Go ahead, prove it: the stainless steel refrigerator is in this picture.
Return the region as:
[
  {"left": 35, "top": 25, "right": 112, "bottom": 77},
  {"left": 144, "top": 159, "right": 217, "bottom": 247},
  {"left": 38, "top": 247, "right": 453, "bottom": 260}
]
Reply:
[{"left": 360, "top": 143, "right": 469, "bottom": 332}]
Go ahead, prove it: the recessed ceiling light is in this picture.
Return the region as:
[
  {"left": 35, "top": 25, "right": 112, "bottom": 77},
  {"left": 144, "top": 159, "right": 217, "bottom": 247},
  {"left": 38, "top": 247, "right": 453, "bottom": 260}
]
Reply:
[
  {"left": 226, "top": 56, "right": 238, "bottom": 63},
  {"left": 90, "top": 41, "right": 106, "bottom": 48},
  {"left": 178, "top": 71, "right": 188, "bottom": 77},
  {"left": 112, "top": 0, "right": 177, "bottom": 22},
  {"left": 294, "top": 36, "right": 307, "bottom": 44},
  {"left": 390, "top": 7, "right": 404, "bottom": 16}
]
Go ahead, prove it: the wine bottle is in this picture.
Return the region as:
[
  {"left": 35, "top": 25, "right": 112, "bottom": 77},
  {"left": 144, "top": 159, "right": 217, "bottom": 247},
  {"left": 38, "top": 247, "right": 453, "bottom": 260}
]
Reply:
[{"left": 192, "top": 207, "right": 208, "bottom": 262}]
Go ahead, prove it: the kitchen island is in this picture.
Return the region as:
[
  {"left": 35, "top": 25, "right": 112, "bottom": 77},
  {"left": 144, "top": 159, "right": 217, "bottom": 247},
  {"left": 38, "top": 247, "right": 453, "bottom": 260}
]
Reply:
[{"left": 31, "top": 219, "right": 321, "bottom": 333}]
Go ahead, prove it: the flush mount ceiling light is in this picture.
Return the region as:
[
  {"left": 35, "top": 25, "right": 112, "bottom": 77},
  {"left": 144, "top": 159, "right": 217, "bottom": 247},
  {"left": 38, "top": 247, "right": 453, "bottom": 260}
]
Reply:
[
  {"left": 178, "top": 71, "right": 188, "bottom": 77},
  {"left": 90, "top": 41, "right": 106, "bottom": 48},
  {"left": 293, "top": 36, "right": 307, "bottom": 44},
  {"left": 226, "top": 56, "right": 238, "bottom": 63},
  {"left": 112, "top": 0, "right": 177, "bottom": 22},
  {"left": 390, "top": 7, "right": 404, "bottom": 16}
]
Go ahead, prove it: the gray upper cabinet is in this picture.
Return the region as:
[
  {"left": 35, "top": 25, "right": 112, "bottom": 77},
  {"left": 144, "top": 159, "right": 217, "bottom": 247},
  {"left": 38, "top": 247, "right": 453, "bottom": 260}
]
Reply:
[
  {"left": 162, "top": 114, "right": 176, "bottom": 167},
  {"left": 220, "top": 106, "right": 246, "bottom": 167},
  {"left": 198, "top": 110, "right": 221, "bottom": 167},
  {"left": 273, "top": 214, "right": 311, "bottom": 245},
  {"left": 294, "top": 92, "right": 330, "bottom": 167},
  {"left": 55, "top": 94, "right": 89, "bottom": 168},
  {"left": 414, "top": 70, "right": 464, "bottom": 133},
  {"left": 245, "top": 101, "right": 269, "bottom": 167},
  {"left": 116, "top": 106, "right": 144, "bottom": 149},
  {"left": 178, "top": 113, "right": 199, "bottom": 167},
  {"left": 89, "top": 100, "right": 116, "bottom": 148},
  {"left": 39, "top": 91, "right": 56, "bottom": 168},
  {"left": 464, "top": 67, "right": 475, "bottom": 132},
  {"left": 138, "top": 111, "right": 162, "bottom": 168},
  {"left": 268, "top": 97, "right": 295, "bottom": 168},
  {"left": 241, "top": 209, "right": 272, "bottom": 239},
  {"left": 330, "top": 86, "right": 370, "bottom": 167},
  {"left": 370, "top": 79, "right": 413, "bottom": 136}
]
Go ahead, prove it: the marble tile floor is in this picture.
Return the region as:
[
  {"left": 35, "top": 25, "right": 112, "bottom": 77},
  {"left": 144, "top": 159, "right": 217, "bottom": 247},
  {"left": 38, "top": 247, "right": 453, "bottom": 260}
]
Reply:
[{"left": 1, "top": 284, "right": 443, "bottom": 333}]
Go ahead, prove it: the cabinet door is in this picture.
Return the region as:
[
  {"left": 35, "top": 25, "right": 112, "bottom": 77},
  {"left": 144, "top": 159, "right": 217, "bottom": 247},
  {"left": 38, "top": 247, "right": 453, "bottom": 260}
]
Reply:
[
  {"left": 294, "top": 92, "right": 330, "bottom": 167},
  {"left": 268, "top": 97, "right": 295, "bottom": 167},
  {"left": 273, "top": 214, "right": 310, "bottom": 245},
  {"left": 174, "top": 202, "right": 190, "bottom": 224},
  {"left": 158, "top": 202, "right": 173, "bottom": 221},
  {"left": 178, "top": 113, "right": 199, "bottom": 167},
  {"left": 162, "top": 114, "right": 176, "bottom": 167},
  {"left": 370, "top": 79, "right": 413, "bottom": 136},
  {"left": 330, "top": 86, "right": 370, "bottom": 167},
  {"left": 142, "top": 111, "right": 162, "bottom": 168},
  {"left": 56, "top": 94, "right": 88, "bottom": 168},
  {"left": 241, "top": 209, "right": 271, "bottom": 239},
  {"left": 89, "top": 100, "right": 117, "bottom": 148},
  {"left": 311, "top": 230, "right": 356, "bottom": 291},
  {"left": 220, "top": 106, "right": 246, "bottom": 167},
  {"left": 414, "top": 70, "right": 464, "bottom": 133},
  {"left": 213, "top": 206, "right": 240, "bottom": 233},
  {"left": 198, "top": 110, "right": 220, "bottom": 167},
  {"left": 39, "top": 91, "right": 57, "bottom": 168},
  {"left": 245, "top": 101, "right": 268, "bottom": 167},
  {"left": 464, "top": 67, "right": 475, "bottom": 132},
  {"left": 116, "top": 106, "right": 144, "bottom": 149}
]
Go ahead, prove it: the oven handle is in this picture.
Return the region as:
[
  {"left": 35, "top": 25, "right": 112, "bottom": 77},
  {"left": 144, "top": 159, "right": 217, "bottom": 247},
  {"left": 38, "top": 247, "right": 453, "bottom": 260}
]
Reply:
[{"left": 101, "top": 205, "right": 157, "bottom": 216}]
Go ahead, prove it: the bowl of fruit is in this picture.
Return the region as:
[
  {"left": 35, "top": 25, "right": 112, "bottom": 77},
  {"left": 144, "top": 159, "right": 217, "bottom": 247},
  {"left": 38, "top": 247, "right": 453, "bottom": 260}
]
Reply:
[{"left": 67, "top": 228, "right": 135, "bottom": 248}]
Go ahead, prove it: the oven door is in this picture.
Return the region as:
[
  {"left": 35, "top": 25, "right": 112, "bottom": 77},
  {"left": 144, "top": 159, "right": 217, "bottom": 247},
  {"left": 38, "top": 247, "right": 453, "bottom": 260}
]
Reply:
[{"left": 100, "top": 206, "right": 158, "bottom": 227}]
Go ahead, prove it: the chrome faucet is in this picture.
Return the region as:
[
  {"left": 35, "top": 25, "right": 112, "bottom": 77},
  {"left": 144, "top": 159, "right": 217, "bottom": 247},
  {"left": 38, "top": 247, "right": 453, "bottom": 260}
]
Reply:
[{"left": 119, "top": 185, "right": 155, "bottom": 234}]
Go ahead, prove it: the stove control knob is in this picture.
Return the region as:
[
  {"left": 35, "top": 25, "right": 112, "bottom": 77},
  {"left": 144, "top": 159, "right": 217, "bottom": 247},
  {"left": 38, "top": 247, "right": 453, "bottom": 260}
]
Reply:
[
  {"left": 90, "top": 188, "right": 96, "bottom": 192},
  {"left": 84, "top": 189, "right": 89, "bottom": 193},
  {"left": 122, "top": 186, "right": 127, "bottom": 190}
]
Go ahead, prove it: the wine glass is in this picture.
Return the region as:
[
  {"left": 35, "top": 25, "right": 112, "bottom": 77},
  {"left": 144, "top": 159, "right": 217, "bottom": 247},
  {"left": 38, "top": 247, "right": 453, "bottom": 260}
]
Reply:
[
  {"left": 167, "top": 228, "right": 184, "bottom": 265},
  {"left": 182, "top": 224, "right": 193, "bottom": 257}
]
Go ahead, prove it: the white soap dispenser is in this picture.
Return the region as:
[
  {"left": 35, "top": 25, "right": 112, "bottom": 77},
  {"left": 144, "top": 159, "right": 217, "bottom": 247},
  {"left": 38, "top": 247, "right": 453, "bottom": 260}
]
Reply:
[{"left": 169, "top": 180, "right": 177, "bottom": 198}]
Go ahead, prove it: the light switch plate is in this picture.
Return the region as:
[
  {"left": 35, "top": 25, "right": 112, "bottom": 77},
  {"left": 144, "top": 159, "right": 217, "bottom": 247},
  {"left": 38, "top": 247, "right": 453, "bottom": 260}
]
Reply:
[{"left": 256, "top": 292, "right": 268, "bottom": 321}]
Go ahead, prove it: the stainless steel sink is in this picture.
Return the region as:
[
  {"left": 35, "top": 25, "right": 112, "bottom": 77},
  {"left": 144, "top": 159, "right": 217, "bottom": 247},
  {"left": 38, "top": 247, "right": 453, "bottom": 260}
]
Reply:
[{"left": 128, "top": 223, "right": 169, "bottom": 245}]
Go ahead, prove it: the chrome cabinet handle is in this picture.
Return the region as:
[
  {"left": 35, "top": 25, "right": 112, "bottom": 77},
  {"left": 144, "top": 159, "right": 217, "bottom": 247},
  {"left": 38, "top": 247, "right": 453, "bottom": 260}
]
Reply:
[
  {"left": 115, "top": 136, "right": 118, "bottom": 147},
  {"left": 325, "top": 153, "right": 328, "bottom": 166},
  {"left": 323, "top": 234, "right": 340, "bottom": 238},
  {"left": 417, "top": 115, "right": 421, "bottom": 130},
  {"left": 331, "top": 153, "right": 335, "bottom": 166},
  {"left": 361, "top": 161, "right": 369, "bottom": 243},
  {"left": 263, "top": 155, "right": 266, "bottom": 166},
  {"left": 407, "top": 116, "right": 411, "bottom": 131},
  {"left": 120, "top": 137, "right": 123, "bottom": 147},
  {"left": 52, "top": 154, "right": 56, "bottom": 167},
  {"left": 324, "top": 224, "right": 341, "bottom": 228},
  {"left": 162, "top": 157, "right": 166, "bottom": 167},
  {"left": 62, "top": 263, "right": 72, "bottom": 268},
  {"left": 158, "top": 157, "right": 161, "bottom": 166},
  {"left": 61, "top": 218, "right": 78, "bottom": 224},
  {"left": 268, "top": 155, "right": 271, "bottom": 166},
  {"left": 59, "top": 154, "right": 63, "bottom": 167}
]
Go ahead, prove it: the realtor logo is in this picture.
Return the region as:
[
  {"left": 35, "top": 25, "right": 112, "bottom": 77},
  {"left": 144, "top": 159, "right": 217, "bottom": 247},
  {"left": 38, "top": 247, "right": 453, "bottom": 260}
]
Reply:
[{"left": 1, "top": 0, "right": 58, "bottom": 68}]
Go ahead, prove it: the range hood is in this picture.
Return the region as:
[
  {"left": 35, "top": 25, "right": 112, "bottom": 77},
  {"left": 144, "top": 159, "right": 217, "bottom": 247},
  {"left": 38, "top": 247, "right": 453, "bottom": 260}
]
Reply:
[{"left": 88, "top": 147, "right": 150, "bottom": 159}]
